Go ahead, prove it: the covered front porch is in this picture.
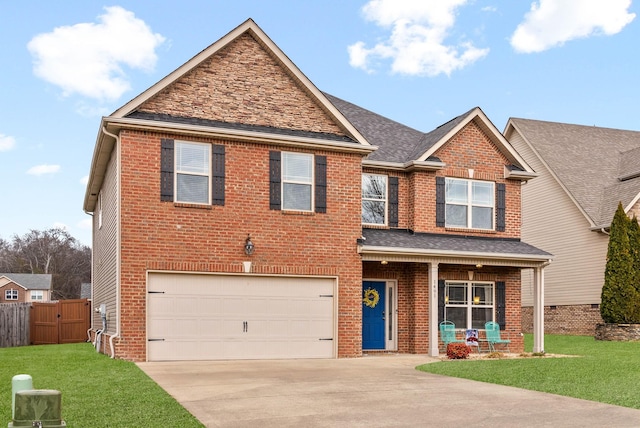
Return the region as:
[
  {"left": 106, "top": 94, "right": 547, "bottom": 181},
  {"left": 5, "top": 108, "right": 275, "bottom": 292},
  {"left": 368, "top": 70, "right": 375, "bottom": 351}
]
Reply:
[{"left": 358, "top": 229, "right": 552, "bottom": 356}]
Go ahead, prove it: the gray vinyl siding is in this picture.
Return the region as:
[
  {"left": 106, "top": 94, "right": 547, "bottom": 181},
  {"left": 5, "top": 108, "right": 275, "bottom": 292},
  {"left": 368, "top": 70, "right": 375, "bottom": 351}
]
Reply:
[
  {"left": 510, "top": 131, "right": 607, "bottom": 307},
  {"left": 91, "top": 144, "right": 119, "bottom": 334}
]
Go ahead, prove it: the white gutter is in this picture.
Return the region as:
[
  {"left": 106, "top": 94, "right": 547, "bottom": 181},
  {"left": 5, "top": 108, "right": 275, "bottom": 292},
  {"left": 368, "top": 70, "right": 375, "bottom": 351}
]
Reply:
[
  {"left": 358, "top": 245, "right": 553, "bottom": 263},
  {"left": 102, "top": 126, "right": 121, "bottom": 359}
]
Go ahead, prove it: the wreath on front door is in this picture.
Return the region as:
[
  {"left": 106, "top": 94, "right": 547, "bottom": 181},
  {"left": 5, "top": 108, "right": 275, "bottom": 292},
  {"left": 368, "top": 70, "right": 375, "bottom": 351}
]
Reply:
[{"left": 363, "top": 287, "right": 380, "bottom": 308}]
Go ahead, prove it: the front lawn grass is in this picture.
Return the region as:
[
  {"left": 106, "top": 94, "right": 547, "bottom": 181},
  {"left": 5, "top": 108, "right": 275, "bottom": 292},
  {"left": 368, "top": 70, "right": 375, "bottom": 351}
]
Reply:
[
  {"left": 418, "top": 334, "right": 640, "bottom": 409},
  {"left": 0, "top": 343, "right": 203, "bottom": 427}
]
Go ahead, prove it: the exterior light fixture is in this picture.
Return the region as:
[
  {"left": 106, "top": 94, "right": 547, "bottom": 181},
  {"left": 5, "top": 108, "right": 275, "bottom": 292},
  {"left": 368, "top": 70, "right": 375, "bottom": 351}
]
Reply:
[
  {"left": 476, "top": 263, "right": 483, "bottom": 268},
  {"left": 244, "top": 234, "right": 254, "bottom": 256},
  {"left": 381, "top": 260, "right": 388, "bottom": 265}
]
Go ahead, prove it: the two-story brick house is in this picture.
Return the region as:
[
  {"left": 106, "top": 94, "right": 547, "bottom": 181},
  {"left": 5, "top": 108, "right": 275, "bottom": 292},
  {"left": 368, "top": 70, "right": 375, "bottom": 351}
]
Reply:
[{"left": 84, "top": 19, "right": 551, "bottom": 362}]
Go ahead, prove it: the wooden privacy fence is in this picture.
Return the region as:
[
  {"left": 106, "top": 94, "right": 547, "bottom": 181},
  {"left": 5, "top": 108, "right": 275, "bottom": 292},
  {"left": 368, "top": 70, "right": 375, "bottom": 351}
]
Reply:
[
  {"left": 31, "top": 299, "right": 91, "bottom": 345},
  {"left": 0, "top": 299, "right": 91, "bottom": 348},
  {"left": 0, "top": 302, "right": 31, "bottom": 347}
]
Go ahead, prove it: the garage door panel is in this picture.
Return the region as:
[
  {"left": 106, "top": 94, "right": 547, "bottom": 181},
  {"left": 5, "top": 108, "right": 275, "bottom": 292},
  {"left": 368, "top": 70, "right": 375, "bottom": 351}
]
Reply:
[{"left": 148, "top": 273, "right": 335, "bottom": 361}]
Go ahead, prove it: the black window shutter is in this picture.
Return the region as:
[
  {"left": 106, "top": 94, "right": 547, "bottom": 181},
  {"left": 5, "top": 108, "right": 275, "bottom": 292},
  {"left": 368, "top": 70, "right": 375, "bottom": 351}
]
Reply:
[
  {"left": 496, "top": 281, "right": 506, "bottom": 330},
  {"left": 315, "top": 155, "right": 327, "bottom": 213},
  {"left": 160, "top": 139, "right": 174, "bottom": 202},
  {"left": 212, "top": 145, "right": 225, "bottom": 206},
  {"left": 496, "top": 183, "right": 506, "bottom": 232},
  {"left": 388, "top": 176, "right": 399, "bottom": 227},
  {"left": 438, "top": 279, "right": 445, "bottom": 324},
  {"left": 435, "top": 176, "right": 445, "bottom": 227},
  {"left": 269, "top": 151, "right": 281, "bottom": 210}
]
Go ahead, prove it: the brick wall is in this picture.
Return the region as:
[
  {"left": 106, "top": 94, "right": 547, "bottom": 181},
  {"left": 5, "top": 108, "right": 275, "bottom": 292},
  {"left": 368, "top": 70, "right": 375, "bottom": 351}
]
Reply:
[
  {"left": 116, "top": 130, "right": 364, "bottom": 361},
  {"left": 522, "top": 304, "right": 603, "bottom": 336},
  {"left": 0, "top": 284, "right": 26, "bottom": 303}
]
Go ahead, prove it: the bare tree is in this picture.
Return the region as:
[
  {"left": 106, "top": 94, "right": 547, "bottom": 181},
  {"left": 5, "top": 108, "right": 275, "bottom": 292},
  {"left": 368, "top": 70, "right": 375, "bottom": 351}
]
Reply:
[{"left": 0, "top": 228, "right": 91, "bottom": 299}]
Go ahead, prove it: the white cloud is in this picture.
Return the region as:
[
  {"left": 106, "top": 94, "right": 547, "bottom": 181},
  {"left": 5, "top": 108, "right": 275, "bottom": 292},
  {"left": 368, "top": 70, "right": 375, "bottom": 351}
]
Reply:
[
  {"left": 0, "top": 134, "right": 16, "bottom": 152},
  {"left": 27, "top": 6, "right": 166, "bottom": 101},
  {"left": 348, "top": 0, "right": 489, "bottom": 76},
  {"left": 80, "top": 175, "right": 89, "bottom": 185},
  {"left": 77, "top": 218, "right": 93, "bottom": 230},
  {"left": 27, "top": 164, "right": 61, "bottom": 176},
  {"left": 511, "top": 0, "right": 635, "bottom": 53}
]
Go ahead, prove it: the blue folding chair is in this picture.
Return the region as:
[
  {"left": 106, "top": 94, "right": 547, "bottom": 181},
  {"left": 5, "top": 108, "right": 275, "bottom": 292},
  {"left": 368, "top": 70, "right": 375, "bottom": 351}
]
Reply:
[
  {"left": 485, "top": 321, "right": 511, "bottom": 352},
  {"left": 439, "top": 321, "right": 464, "bottom": 346}
]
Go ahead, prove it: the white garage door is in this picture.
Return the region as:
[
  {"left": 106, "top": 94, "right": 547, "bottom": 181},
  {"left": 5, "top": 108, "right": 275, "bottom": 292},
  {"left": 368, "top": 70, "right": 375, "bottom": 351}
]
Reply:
[{"left": 147, "top": 273, "right": 336, "bottom": 361}]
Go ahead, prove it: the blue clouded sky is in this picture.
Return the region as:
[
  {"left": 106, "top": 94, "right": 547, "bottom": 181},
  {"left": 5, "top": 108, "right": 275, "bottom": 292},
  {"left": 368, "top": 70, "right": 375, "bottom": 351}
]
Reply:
[{"left": 0, "top": 0, "right": 638, "bottom": 246}]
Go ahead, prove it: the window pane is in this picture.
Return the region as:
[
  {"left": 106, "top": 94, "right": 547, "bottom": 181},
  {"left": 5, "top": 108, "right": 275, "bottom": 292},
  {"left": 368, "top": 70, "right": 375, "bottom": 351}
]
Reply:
[
  {"left": 472, "top": 283, "right": 493, "bottom": 305},
  {"left": 445, "top": 307, "right": 467, "bottom": 328},
  {"left": 362, "top": 174, "right": 386, "bottom": 199},
  {"left": 283, "top": 153, "right": 312, "bottom": 182},
  {"left": 445, "top": 179, "right": 467, "bottom": 203},
  {"left": 472, "top": 206, "right": 493, "bottom": 229},
  {"left": 177, "top": 142, "right": 209, "bottom": 174},
  {"left": 446, "top": 284, "right": 466, "bottom": 304},
  {"left": 472, "top": 308, "right": 493, "bottom": 329},
  {"left": 362, "top": 200, "right": 386, "bottom": 224},
  {"left": 283, "top": 183, "right": 312, "bottom": 211},
  {"left": 472, "top": 181, "right": 493, "bottom": 205},
  {"left": 446, "top": 204, "right": 467, "bottom": 227},
  {"left": 177, "top": 174, "right": 209, "bottom": 203}
]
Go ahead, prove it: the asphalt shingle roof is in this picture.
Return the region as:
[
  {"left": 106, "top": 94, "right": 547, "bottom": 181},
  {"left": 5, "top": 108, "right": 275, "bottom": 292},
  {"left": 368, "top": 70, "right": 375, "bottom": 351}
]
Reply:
[
  {"left": 126, "top": 111, "right": 357, "bottom": 144},
  {"left": 0, "top": 273, "right": 52, "bottom": 290},
  {"left": 509, "top": 118, "right": 640, "bottom": 227},
  {"left": 361, "top": 229, "right": 552, "bottom": 259}
]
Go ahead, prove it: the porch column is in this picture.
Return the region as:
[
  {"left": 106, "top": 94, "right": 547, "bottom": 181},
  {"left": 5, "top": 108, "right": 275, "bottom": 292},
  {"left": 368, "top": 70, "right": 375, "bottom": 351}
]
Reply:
[
  {"left": 428, "top": 262, "right": 440, "bottom": 357},
  {"left": 532, "top": 266, "right": 545, "bottom": 353}
]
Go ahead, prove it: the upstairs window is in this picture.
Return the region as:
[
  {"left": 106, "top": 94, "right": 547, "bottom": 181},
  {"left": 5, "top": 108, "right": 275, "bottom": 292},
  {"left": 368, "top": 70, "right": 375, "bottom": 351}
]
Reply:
[
  {"left": 362, "top": 174, "right": 387, "bottom": 225},
  {"left": 282, "top": 152, "right": 314, "bottom": 211},
  {"left": 445, "top": 178, "right": 494, "bottom": 230},
  {"left": 5, "top": 289, "right": 18, "bottom": 300},
  {"left": 175, "top": 141, "right": 211, "bottom": 204}
]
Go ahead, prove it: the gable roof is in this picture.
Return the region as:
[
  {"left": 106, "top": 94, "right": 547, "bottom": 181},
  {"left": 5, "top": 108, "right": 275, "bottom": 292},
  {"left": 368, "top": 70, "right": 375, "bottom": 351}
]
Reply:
[
  {"left": 85, "top": 19, "right": 375, "bottom": 212},
  {"left": 505, "top": 118, "right": 640, "bottom": 228},
  {"left": 0, "top": 273, "right": 52, "bottom": 290},
  {"left": 326, "top": 94, "right": 535, "bottom": 177}
]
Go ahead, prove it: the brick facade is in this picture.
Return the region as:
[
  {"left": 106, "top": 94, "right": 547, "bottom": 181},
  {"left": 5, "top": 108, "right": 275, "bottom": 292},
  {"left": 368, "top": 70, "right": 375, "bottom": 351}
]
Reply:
[
  {"left": 0, "top": 283, "right": 26, "bottom": 303},
  {"left": 522, "top": 304, "right": 603, "bottom": 336},
  {"left": 88, "top": 20, "right": 538, "bottom": 361}
]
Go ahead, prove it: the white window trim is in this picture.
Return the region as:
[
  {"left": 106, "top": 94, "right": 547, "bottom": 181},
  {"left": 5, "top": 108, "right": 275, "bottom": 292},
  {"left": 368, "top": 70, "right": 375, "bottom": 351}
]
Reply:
[
  {"left": 281, "top": 152, "right": 314, "bottom": 212},
  {"left": 444, "top": 281, "right": 495, "bottom": 330},
  {"left": 175, "top": 141, "right": 212, "bottom": 205},
  {"left": 445, "top": 178, "right": 495, "bottom": 230},
  {"left": 362, "top": 173, "right": 388, "bottom": 226},
  {"left": 5, "top": 289, "right": 18, "bottom": 300},
  {"left": 30, "top": 290, "right": 44, "bottom": 301}
]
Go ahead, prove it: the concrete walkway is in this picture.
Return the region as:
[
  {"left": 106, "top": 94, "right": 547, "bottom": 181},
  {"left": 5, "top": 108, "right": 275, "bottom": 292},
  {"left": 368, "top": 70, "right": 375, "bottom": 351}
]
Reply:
[{"left": 138, "top": 354, "right": 640, "bottom": 427}]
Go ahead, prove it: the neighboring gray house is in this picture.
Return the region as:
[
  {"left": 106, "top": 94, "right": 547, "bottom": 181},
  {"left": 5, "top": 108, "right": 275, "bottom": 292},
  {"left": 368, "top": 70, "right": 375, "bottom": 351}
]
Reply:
[
  {"left": 0, "top": 273, "right": 53, "bottom": 303},
  {"left": 504, "top": 118, "right": 640, "bottom": 335}
]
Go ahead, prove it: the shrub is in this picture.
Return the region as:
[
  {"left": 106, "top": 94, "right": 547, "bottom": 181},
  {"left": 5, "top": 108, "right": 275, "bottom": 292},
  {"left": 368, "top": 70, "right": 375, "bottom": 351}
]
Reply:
[
  {"left": 601, "top": 203, "right": 640, "bottom": 323},
  {"left": 446, "top": 343, "right": 471, "bottom": 359}
]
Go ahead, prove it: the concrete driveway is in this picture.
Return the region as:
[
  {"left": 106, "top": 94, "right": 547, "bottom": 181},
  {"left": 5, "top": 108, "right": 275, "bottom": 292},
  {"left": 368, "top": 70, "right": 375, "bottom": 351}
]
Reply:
[{"left": 138, "top": 354, "right": 640, "bottom": 427}]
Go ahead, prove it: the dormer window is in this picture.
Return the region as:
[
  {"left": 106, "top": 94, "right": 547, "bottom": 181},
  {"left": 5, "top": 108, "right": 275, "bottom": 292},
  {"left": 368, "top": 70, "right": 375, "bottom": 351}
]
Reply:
[{"left": 445, "top": 178, "right": 494, "bottom": 230}]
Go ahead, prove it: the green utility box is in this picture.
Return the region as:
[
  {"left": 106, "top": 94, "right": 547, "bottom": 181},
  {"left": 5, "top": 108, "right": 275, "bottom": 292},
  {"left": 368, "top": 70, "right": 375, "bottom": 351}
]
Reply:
[{"left": 8, "top": 390, "right": 66, "bottom": 428}]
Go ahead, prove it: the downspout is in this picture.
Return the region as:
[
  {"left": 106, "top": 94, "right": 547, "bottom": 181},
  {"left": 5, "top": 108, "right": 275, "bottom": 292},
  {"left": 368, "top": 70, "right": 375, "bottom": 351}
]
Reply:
[
  {"left": 83, "top": 210, "right": 93, "bottom": 344},
  {"left": 102, "top": 126, "right": 121, "bottom": 359}
]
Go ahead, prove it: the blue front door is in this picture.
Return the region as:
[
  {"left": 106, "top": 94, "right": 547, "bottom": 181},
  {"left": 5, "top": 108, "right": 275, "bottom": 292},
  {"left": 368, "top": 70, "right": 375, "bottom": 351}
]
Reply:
[{"left": 362, "top": 281, "right": 386, "bottom": 350}]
